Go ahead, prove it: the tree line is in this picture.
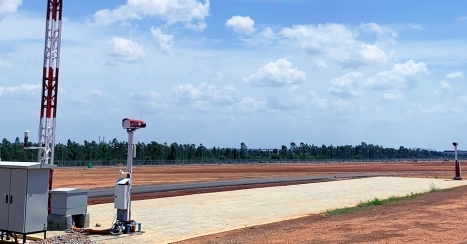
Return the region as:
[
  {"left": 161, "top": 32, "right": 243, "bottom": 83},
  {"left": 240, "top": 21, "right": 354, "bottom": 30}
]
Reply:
[{"left": 0, "top": 137, "right": 438, "bottom": 164}]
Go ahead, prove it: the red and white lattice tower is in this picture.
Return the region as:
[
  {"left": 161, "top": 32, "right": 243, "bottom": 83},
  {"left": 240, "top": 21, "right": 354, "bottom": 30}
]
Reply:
[{"left": 38, "top": 0, "right": 62, "bottom": 165}]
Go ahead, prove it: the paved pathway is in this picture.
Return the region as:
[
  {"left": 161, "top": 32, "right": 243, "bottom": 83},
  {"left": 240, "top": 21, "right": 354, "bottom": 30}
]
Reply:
[{"left": 42, "top": 177, "right": 467, "bottom": 244}]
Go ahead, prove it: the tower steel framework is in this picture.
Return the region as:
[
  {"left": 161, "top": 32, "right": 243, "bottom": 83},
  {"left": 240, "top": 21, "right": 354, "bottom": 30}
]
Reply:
[
  {"left": 37, "top": 0, "right": 62, "bottom": 166},
  {"left": 23, "top": 0, "right": 63, "bottom": 215}
]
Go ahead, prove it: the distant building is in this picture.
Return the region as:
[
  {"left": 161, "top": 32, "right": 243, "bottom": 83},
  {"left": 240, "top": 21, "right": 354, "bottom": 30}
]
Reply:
[{"left": 443, "top": 150, "right": 467, "bottom": 156}]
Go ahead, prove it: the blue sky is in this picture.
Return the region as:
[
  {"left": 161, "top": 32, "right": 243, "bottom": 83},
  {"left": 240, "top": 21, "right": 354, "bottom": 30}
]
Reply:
[{"left": 1, "top": 0, "right": 467, "bottom": 151}]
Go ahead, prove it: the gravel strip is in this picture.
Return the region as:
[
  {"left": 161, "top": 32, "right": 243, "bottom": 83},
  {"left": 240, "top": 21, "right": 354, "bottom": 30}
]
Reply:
[{"left": 29, "top": 233, "right": 98, "bottom": 244}]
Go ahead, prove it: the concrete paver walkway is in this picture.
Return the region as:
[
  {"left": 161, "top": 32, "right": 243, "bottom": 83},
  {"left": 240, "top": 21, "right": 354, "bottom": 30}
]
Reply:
[{"left": 42, "top": 177, "right": 467, "bottom": 244}]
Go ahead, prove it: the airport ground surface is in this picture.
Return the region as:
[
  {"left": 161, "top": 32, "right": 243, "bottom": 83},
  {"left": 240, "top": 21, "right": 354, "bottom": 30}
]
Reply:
[
  {"left": 48, "top": 161, "right": 467, "bottom": 243},
  {"left": 176, "top": 183, "right": 467, "bottom": 244},
  {"left": 53, "top": 161, "right": 454, "bottom": 190}
]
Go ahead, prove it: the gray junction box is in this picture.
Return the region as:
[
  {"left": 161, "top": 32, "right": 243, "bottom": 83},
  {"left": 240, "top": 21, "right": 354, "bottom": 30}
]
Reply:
[
  {"left": 0, "top": 162, "right": 55, "bottom": 236},
  {"left": 47, "top": 188, "right": 89, "bottom": 230},
  {"left": 49, "top": 188, "right": 88, "bottom": 216}
]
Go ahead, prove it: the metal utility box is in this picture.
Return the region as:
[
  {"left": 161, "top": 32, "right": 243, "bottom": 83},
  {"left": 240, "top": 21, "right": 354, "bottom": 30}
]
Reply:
[
  {"left": 49, "top": 188, "right": 88, "bottom": 216},
  {"left": 114, "top": 178, "right": 130, "bottom": 210},
  {"left": 0, "top": 162, "right": 55, "bottom": 235}
]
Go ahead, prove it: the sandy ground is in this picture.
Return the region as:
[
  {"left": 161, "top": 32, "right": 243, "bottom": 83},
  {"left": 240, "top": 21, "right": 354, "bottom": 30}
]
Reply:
[{"left": 51, "top": 161, "right": 465, "bottom": 243}]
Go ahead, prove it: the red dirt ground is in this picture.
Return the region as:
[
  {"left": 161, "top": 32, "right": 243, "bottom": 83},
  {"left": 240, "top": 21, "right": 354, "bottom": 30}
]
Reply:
[
  {"left": 54, "top": 161, "right": 465, "bottom": 243},
  {"left": 52, "top": 161, "right": 455, "bottom": 205},
  {"left": 53, "top": 162, "right": 454, "bottom": 190}
]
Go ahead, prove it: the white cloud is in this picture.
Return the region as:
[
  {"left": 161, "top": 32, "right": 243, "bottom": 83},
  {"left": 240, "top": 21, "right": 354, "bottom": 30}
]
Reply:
[
  {"left": 5, "top": 1, "right": 467, "bottom": 151},
  {"left": 359, "top": 44, "right": 388, "bottom": 62},
  {"left": 0, "top": 83, "right": 39, "bottom": 92},
  {"left": 433, "top": 80, "right": 452, "bottom": 96},
  {"left": 390, "top": 60, "right": 430, "bottom": 77},
  {"left": 331, "top": 99, "right": 355, "bottom": 112},
  {"left": 440, "top": 80, "right": 452, "bottom": 90},
  {"left": 0, "top": 0, "right": 22, "bottom": 22},
  {"left": 130, "top": 87, "right": 167, "bottom": 114},
  {"left": 360, "top": 22, "right": 386, "bottom": 36},
  {"left": 0, "top": 59, "right": 12, "bottom": 68},
  {"left": 150, "top": 27, "right": 174, "bottom": 53},
  {"left": 107, "top": 37, "right": 145, "bottom": 64},
  {"left": 91, "top": 0, "right": 210, "bottom": 27},
  {"left": 314, "top": 59, "right": 327, "bottom": 69},
  {"left": 237, "top": 97, "right": 265, "bottom": 113},
  {"left": 280, "top": 23, "right": 391, "bottom": 67},
  {"left": 407, "top": 23, "right": 423, "bottom": 30},
  {"left": 261, "top": 27, "right": 275, "bottom": 39},
  {"left": 238, "top": 27, "right": 278, "bottom": 46},
  {"left": 185, "top": 21, "right": 207, "bottom": 31},
  {"left": 170, "top": 83, "right": 238, "bottom": 109},
  {"left": 225, "top": 15, "right": 255, "bottom": 35},
  {"left": 445, "top": 71, "right": 464, "bottom": 79},
  {"left": 212, "top": 71, "right": 224, "bottom": 82},
  {"left": 224, "top": 84, "right": 236, "bottom": 91},
  {"left": 329, "top": 72, "right": 363, "bottom": 98},
  {"left": 243, "top": 58, "right": 306, "bottom": 87},
  {"left": 0, "top": 83, "right": 40, "bottom": 101},
  {"left": 65, "top": 89, "right": 113, "bottom": 110},
  {"left": 382, "top": 91, "right": 404, "bottom": 101},
  {"left": 280, "top": 23, "right": 357, "bottom": 60},
  {"left": 131, "top": 87, "right": 160, "bottom": 101},
  {"left": 309, "top": 91, "right": 328, "bottom": 110},
  {"left": 366, "top": 60, "right": 429, "bottom": 90},
  {"left": 359, "top": 22, "right": 398, "bottom": 43},
  {"left": 89, "top": 89, "right": 103, "bottom": 96}
]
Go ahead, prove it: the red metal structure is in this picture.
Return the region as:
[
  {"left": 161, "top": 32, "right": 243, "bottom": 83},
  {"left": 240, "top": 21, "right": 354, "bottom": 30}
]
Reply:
[
  {"left": 41, "top": 0, "right": 62, "bottom": 215},
  {"left": 25, "top": 0, "right": 63, "bottom": 214},
  {"left": 22, "top": 0, "right": 63, "bottom": 215},
  {"left": 39, "top": 0, "right": 62, "bottom": 166}
]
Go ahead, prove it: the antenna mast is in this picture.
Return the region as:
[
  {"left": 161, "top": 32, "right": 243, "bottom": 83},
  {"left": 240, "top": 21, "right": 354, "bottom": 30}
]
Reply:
[{"left": 37, "top": 0, "right": 62, "bottom": 165}]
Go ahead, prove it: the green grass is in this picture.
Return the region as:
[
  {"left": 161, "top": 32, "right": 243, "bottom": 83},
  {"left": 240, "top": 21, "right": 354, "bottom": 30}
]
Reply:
[
  {"left": 323, "top": 183, "right": 440, "bottom": 216},
  {"left": 429, "top": 182, "right": 440, "bottom": 192}
]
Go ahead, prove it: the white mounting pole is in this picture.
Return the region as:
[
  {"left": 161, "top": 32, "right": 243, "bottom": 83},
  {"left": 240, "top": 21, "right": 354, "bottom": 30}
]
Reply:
[
  {"left": 120, "top": 118, "right": 146, "bottom": 223},
  {"left": 126, "top": 129, "right": 134, "bottom": 221}
]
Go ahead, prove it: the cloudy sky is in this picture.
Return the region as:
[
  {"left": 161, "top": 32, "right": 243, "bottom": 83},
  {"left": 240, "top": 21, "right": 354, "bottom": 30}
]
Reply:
[{"left": 1, "top": 0, "right": 467, "bottom": 150}]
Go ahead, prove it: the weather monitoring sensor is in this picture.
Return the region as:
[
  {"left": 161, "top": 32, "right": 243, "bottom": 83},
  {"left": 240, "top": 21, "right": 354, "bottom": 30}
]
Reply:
[
  {"left": 112, "top": 118, "right": 146, "bottom": 234},
  {"left": 122, "top": 118, "right": 146, "bottom": 130}
]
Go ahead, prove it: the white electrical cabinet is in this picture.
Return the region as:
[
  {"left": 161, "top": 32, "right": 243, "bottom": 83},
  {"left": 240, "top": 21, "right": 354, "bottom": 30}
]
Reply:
[
  {"left": 0, "top": 162, "right": 54, "bottom": 235},
  {"left": 114, "top": 178, "right": 130, "bottom": 210}
]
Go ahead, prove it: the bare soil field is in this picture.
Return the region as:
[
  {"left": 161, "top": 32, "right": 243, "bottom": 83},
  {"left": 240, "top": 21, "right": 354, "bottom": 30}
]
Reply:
[
  {"left": 53, "top": 161, "right": 465, "bottom": 243},
  {"left": 53, "top": 161, "right": 454, "bottom": 190},
  {"left": 54, "top": 161, "right": 456, "bottom": 205}
]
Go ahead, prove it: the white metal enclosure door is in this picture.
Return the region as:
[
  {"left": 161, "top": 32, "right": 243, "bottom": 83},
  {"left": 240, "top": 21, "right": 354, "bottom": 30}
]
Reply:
[
  {"left": 0, "top": 169, "right": 11, "bottom": 230},
  {"left": 8, "top": 169, "right": 28, "bottom": 233},
  {"left": 24, "top": 169, "right": 49, "bottom": 233}
]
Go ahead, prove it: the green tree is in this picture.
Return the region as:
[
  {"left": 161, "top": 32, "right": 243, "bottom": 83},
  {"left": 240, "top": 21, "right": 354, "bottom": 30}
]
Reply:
[
  {"left": 167, "top": 143, "right": 178, "bottom": 160},
  {"left": 240, "top": 142, "right": 248, "bottom": 159}
]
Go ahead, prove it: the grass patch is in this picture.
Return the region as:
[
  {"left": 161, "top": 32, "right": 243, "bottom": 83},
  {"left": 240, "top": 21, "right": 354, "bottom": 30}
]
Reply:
[
  {"left": 323, "top": 183, "right": 441, "bottom": 216},
  {"left": 429, "top": 182, "right": 440, "bottom": 192}
]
